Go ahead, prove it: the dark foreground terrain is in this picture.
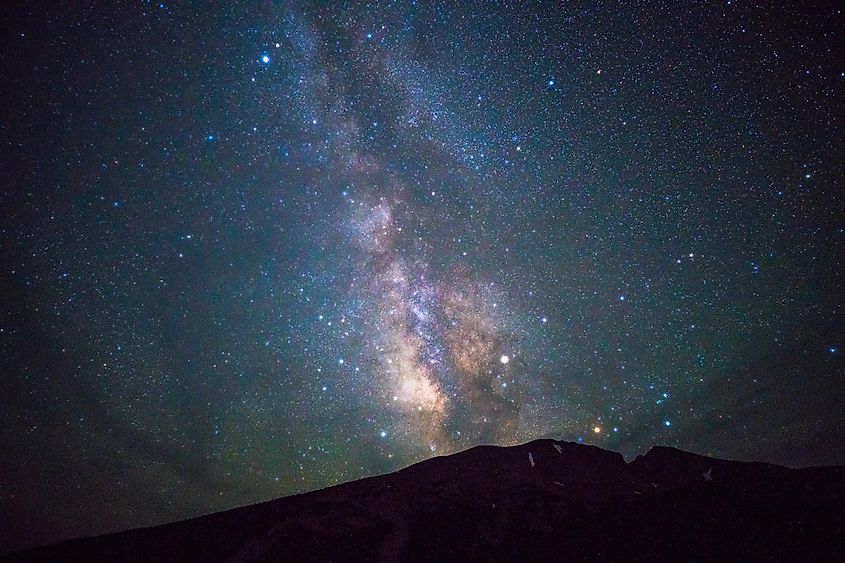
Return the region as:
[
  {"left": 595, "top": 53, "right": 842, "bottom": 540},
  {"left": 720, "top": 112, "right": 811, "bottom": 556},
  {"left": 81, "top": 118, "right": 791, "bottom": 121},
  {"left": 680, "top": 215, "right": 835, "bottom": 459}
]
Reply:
[{"left": 6, "top": 440, "right": 844, "bottom": 562}]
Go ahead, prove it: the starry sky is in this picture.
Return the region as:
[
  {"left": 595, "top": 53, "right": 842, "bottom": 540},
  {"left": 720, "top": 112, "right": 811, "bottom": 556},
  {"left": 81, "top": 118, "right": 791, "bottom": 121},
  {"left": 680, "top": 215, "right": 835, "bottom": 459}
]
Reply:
[{"left": 1, "top": 0, "right": 843, "bottom": 554}]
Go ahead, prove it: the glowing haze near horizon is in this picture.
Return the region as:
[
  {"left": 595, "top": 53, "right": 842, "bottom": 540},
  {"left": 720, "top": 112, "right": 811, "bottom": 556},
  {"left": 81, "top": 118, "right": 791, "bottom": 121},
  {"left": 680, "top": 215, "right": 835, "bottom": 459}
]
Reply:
[{"left": 1, "top": 0, "right": 842, "bottom": 554}]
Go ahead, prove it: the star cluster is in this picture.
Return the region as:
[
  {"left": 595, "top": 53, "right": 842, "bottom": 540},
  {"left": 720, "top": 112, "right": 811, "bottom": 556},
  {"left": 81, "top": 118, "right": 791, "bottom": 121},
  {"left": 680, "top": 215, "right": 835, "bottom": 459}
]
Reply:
[{"left": 1, "top": 0, "right": 842, "bottom": 554}]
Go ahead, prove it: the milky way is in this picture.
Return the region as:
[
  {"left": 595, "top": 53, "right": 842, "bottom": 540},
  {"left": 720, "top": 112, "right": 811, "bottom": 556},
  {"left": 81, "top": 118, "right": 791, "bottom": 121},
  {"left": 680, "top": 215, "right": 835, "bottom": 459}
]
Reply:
[
  {"left": 1, "top": 0, "right": 842, "bottom": 554},
  {"left": 331, "top": 91, "right": 536, "bottom": 453}
]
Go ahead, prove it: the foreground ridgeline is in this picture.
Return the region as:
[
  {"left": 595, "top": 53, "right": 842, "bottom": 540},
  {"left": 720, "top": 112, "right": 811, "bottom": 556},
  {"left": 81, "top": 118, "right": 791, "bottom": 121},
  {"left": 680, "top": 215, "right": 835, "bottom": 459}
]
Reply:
[{"left": 6, "top": 440, "right": 844, "bottom": 562}]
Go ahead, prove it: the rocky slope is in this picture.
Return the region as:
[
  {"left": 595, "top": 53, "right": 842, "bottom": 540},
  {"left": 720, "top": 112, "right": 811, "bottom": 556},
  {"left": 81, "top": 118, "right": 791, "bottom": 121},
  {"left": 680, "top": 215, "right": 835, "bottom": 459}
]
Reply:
[{"left": 6, "top": 439, "right": 844, "bottom": 562}]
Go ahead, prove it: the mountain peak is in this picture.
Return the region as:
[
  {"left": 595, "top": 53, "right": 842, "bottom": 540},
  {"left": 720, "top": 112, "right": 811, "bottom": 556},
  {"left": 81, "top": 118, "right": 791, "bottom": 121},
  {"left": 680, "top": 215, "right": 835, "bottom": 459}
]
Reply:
[{"left": 7, "top": 440, "right": 843, "bottom": 562}]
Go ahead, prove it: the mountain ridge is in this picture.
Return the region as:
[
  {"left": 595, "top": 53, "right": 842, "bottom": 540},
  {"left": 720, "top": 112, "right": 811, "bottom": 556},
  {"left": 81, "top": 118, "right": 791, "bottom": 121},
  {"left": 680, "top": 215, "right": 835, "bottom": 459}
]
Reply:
[{"left": 6, "top": 439, "right": 844, "bottom": 562}]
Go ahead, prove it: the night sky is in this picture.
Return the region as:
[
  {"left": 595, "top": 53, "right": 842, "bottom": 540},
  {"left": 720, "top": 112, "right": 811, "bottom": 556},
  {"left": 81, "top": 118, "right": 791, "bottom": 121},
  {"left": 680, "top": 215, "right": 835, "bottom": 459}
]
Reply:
[{"left": 1, "top": 0, "right": 843, "bottom": 554}]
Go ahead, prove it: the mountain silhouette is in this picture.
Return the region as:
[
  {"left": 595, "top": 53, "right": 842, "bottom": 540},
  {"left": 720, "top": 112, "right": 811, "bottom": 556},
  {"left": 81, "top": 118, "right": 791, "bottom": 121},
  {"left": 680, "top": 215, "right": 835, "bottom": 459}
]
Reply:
[{"left": 5, "top": 439, "right": 844, "bottom": 562}]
